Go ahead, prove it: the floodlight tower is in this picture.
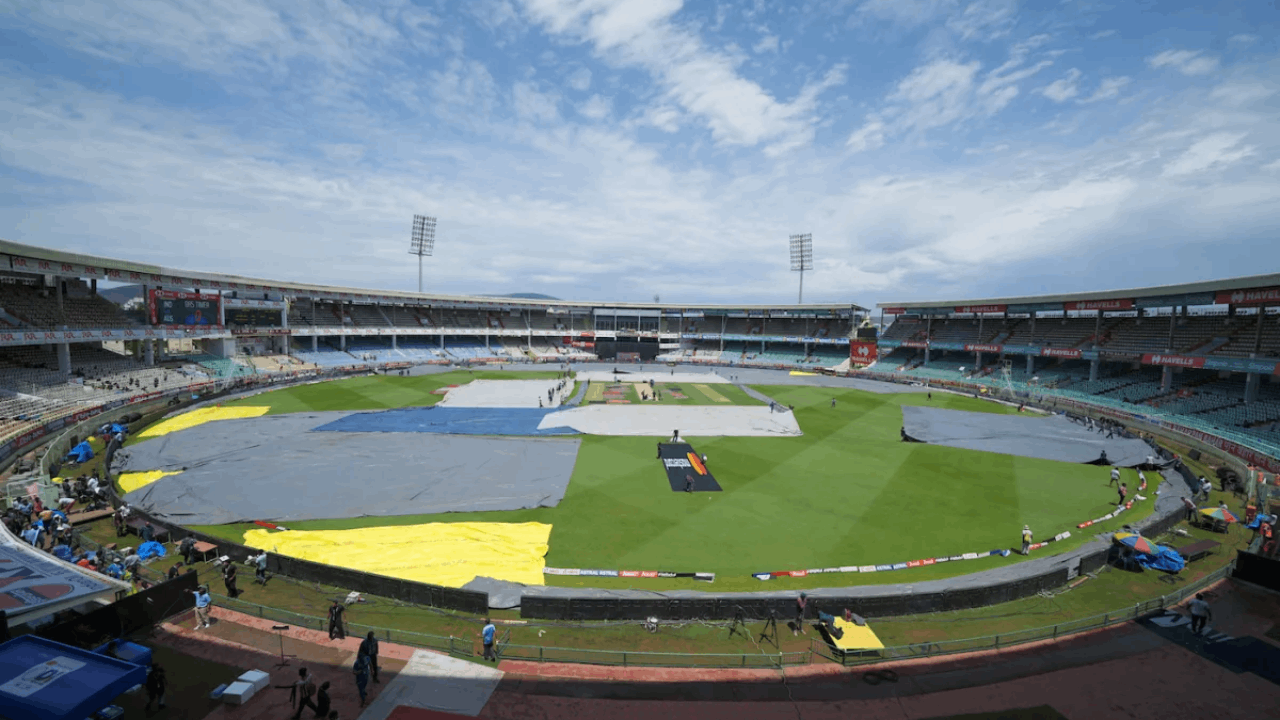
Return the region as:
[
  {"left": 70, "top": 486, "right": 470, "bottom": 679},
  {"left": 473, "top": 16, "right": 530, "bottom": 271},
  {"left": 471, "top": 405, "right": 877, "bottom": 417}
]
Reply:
[
  {"left": 789, "top": 233, "right": 813, "bottom": 304},
  {"left": 409, "top": 215, "right": 437, "bottom": 293}
]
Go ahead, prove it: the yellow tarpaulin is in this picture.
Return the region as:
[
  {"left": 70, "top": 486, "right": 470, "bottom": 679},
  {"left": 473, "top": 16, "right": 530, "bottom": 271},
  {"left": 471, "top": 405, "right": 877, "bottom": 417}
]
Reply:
[
  {"left": 138, "top": 406, "right": 270, "bottom": 439},
  {"left": 789, "top": 370, "right": 817, "bottom": 376},
  {"left": 830, "top": 618, "right": 885, "bottom": 651},
  {"left": 118, "top": 470, "right": 183, "bottom": 494},
  {"left": 242, "top": 522, "right": 552, "bottom": 588}
]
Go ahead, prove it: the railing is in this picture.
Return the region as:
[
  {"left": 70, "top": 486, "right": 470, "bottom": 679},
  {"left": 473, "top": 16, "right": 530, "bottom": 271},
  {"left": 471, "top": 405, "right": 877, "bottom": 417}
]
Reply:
[
  {"left": 809, "top": 562, "right": 1235, "bottom": 666},
  {"left": 495, "top": 643, "right": 811, "bottom": 668}
]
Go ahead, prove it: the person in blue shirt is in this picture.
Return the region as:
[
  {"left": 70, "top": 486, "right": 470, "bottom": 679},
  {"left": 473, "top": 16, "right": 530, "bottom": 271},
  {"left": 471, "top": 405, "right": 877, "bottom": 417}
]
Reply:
[
  {"left": 192, "top": 585, "right": 212, "bottom": 629},
  {"left": 104, "top": 561, "right": 124, "bottom": 579},
  {"left": 21, "top": 524, "right": 40, "bottom": 547},
  {"left": 481, "top": 618, "right": 497, "bottom": 662}
]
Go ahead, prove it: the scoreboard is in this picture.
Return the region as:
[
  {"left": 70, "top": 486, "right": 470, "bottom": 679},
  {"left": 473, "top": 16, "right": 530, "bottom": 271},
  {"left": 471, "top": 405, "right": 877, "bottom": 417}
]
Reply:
[
  {"left": 150, "top": 290, "right": 221, "bottom": 326},
  {"left": 225, "top": 307, "right": 283, "bottom": 327}
]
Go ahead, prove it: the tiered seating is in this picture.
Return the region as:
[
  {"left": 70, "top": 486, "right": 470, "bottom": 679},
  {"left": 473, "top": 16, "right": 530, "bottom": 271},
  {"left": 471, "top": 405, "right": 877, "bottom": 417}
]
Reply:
[
  {"left": 1016, "top": 317, "right": 1097, "bottom": 348},
  {"left": 346, "top": 305, "right": 391, "bottom": 327},
  {"left": 185, "top": 354, "right": 256, "bottom": 378},
  {"left": 0, "top": 283, "right": 135, "bottom": 329},
  {"left": 345, "top": 340, "right": 402, "bottom": 363},
  {"left": 395, "top": 340, "right": 449, "bottom": 362}
]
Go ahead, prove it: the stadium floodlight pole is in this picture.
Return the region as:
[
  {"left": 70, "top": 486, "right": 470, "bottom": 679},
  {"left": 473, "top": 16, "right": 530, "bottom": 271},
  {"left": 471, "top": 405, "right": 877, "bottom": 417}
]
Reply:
[
  {"left": 789, "top": 233, "right": 813, "bottom": 304},
  {"left": 409, "top": 215, "right": 437, "bottom": 293}
]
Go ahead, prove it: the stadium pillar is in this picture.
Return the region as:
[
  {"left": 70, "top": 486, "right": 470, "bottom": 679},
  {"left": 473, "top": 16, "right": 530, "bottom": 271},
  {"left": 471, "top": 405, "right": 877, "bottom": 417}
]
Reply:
[
  {"left": 143, "top": 341, "right": 154, "bottom": 367},
  {"left": 339, "top": 335, "right": 346, "bottom": 351},
  {"left": 90, "top": 278, "right": 97, "bottom": 295},
  {"left": 924, "top": 346, "right": 931, "bottom": 364},
  {"left": 1161, "top": 365, "right": 1173, "bottom": 392},
  {"left": 1168, "top": 310, "right": 1177, "bottom": 350},
  {"left": 311, "top": 336, "right": 317, "bottom": 352},
  {"left": 56, "top": 342, "right": 70, "bottom": 377},
  {"left": 1089, "top": 356, "right": 1100, "bottom": 382},
  {"left": 1255, "top": 310, "right": 1265, "bottom": 353},
  {"left": 1245, "top": 371, "right": 1260, "bottom": 403},
  {"left": 975, "top": 351, "right": 983, "bottom": 371},
  {"left": 1026, "top": 354, "right": 1034, "bottom": 375},
  {"left": 392, "top": 335, "right": 397, "bottom": 350}
]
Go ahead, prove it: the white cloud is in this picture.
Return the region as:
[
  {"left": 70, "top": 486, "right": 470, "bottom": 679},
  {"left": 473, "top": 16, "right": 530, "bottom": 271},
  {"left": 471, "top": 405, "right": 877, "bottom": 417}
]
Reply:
[
  {"left": 1229, "top": 34, "right": 1257, "bottom": 45},
  {"left": 637, "top": 105, "right": 682, "bottom": 132},
  {"left": 1080, "top": 76, "right": 1130, "bottom": 103},
  {"left": 753, "top": 34, "right": 779, "bottom": 53},
  {"left": 512, "top": 82, "right": 560, "bottom": 123},
  {"left": 1040, "top": 69, "right": 1081, "bottom": 103},
  {"left": 577, "top": 94, "right": 612, "bottom": 120},
  {"left": 567, "top": 67, "right": 592, "bottom": 91},
  {"left": 853, "top": 0, "right": 955, "bottom": 29},
  {"left": 945, "top": 0, "right": 1019, "bottom": 42},
  {"left": 1147, "top": 49, "right": 1220, "bottom": 76},
  {"left": 1162, "top": 132, "right": 1256, "bottom": 177},
  {"left": 1262, "top": 159, "right": 1280, "bottom": 172},
  {"left": 1209, "top": 82, "right": 1275, "bottom": 106},
  {"left": 847, "top": 119, "right": 886, "bottom": 152},
  {"left": 1089, "top": 29, "right": 1116, "bottom": 40},
  {"left": 517, "top": 0, "right": 845, "bottom": 153}
]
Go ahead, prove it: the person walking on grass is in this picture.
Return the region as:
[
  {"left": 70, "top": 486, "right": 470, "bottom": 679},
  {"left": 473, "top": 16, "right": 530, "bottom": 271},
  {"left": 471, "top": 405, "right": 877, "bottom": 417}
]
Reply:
[
  {"left": 1021, "top": 525, "right": 1033, "bottom": 556},
  {"left": 1109, "top": 467, "right": 1120, "bottom": 487},
  {"left": 328, "top": 600, "right": 346, "bottom": 640},
  {"left": 481, "top": 617, "right": 497, "bottom": 662},
  {"left": 1117, "top": 482, "right": 1128, "bottom": 507},
  {"left": 794, "top": 592, "right": 808, "bottom": 636},
  {"left": 831, "top": 397, "right": 836, "bottom": 408},
  {"left": 253, "top": 550, "right": 268, "bottom": 584},
  {"left": 222, "top": 560, "right": 238, "bottom": 599},
  {"left": 192, "top": 585, "right": 212, "bottom": 629}
]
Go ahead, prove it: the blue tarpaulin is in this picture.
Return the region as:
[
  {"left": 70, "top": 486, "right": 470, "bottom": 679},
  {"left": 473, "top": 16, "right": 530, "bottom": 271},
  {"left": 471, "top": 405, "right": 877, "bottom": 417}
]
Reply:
[
  {"left": 313, "top": 406, "right": 579, "bottom": 436},
  {"left": 65, "top": 441, "right": 94, "bottom": 464},
  {"left": 136, "top": 541, "right": 166, "bottom": 560},
  {"left": 1136, "top": 545, "right": 1186, "bottom": 573},
  {"left": 0, "top": 635, "right": 147, "bottom": 720}
]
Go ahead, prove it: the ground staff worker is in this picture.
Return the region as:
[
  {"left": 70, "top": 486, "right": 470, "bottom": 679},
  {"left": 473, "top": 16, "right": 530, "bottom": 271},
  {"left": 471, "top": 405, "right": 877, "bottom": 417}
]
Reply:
[
  {"left": 192, "top": 585, "right": 212, "bottom": 629},
  {"left": 1021, "top": 525, "right": 1033, "bottom": 555}
]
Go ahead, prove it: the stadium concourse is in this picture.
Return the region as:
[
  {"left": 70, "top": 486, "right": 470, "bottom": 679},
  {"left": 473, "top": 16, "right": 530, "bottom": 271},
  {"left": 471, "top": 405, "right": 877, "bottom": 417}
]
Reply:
[{"left": 135, "top": 575, "right": 1280, "bottom": 720}]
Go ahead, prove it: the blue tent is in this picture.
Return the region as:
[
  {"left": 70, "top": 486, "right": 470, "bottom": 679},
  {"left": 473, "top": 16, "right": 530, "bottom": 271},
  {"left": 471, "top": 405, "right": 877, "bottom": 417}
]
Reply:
[
  {"left": 1136, "top": 545, "right": 1186, "bottom": 573},
  {"left": 0, "top": 635, "right": 146, "bottom": 720},
  {"left": 65, "top": 441, "right": 94, "bottom": 464},
  {"left": 136, "top": 541, "right": 166, "bottom": 560}
]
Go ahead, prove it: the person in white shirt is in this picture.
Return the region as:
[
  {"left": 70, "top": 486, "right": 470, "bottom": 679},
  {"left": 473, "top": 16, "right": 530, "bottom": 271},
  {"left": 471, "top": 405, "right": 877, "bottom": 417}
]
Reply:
[
  {"left": 1137, "top": 471, "right": 1146, "bottom": 487},
  {"left": 1109, "top": 468, "right": 1120, "bottom": 487},
  {"left": 87, "top": 476, "right": 100, "bottom": 494},
  {"left": 1187, "top": 593, "right": 1212, "bottom": 635}
]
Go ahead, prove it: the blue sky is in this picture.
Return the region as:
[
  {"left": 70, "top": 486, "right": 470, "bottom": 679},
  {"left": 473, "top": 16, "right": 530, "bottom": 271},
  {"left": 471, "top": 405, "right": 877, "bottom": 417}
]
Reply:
[{"left": 1, "top": 1, "right": 1278, "bottom": 307}]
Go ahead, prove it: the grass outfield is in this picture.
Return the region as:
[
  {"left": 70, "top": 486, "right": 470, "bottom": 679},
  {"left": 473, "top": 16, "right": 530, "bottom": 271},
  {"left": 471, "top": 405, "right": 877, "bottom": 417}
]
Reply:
[
  {"left": 192, "top": 378, "right": 1156, "bottom": 592},
  {"left": 221, "top": 369, "right": 564, "bottom": 414}
]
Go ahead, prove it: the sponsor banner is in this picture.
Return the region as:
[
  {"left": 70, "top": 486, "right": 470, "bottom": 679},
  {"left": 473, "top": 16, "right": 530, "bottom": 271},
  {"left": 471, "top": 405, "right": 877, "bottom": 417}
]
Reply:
[
  {"left": 901, "top": 340, "right": 930, "bottom": 349},
  {"left": 659, "top": 442, "right": 722, "bottom": 492},
  {"left": 954, "top": 304, "right": 1006, "bottom": 314},
  {"left": 547, "top": 567, "right": 712, "bottom": 580},
  {"left": 858, "top": 565, "right": 877, "bottom": 573},
  {"left": 1006, "top": 302, "right": 1064, "bottom": 313},
  {"left": 964, "top": 344, "right": 1003, "bottom": 354},
  {"left": 891, "top": 562, "right": 908, "bottom": 570},
  {"left": 849, "top": 340, "right": 878, "bottom": 363},
  {"left": 753, "top": 547, "right": 1010, "bottom": 579},
  {"left": 1216, "top": 286, "right": 1280, "bottom": 306},
  {"left": 1063, "top": 298, "right": 1134, "bottom": 311},
  {"left": 1142, "top": 353, "right": 1206, "bottom": 369},
  {"left": 882, "top": 307, "right": 907, "bottom": 315},
  {"left": 223, "top": 298, "right": 286, "bottom": 309},
  {"left": 1040, "top": 347, "right": 1083, "bottom": 359}
]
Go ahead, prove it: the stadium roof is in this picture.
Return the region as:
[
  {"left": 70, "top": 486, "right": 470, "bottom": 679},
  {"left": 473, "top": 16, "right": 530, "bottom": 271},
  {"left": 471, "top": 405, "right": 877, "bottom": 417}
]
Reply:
[
  {"left": 0, "top": 239, "right": 864, "bottom": 313},
  {"left": 876, "top": 272, "right": 1280, "bottom": 313}
]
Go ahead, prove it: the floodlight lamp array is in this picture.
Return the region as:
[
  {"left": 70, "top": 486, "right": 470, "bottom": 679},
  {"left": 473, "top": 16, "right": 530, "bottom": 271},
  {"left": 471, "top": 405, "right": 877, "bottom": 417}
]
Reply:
[
  {"left": 410, "top": 215, "right": 437, "bottom": 257},
  {"left": 789, "top": 233, "right": 813, "bottom": 272}
]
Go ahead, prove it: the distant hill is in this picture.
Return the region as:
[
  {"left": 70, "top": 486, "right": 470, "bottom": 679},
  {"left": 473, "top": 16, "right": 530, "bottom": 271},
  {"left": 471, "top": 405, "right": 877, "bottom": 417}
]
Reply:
[
  {"left": 497, "top": 293, "right": 560, "bottom": 300},
  {"left": 98, "top": 284, "right": 143, "bottom": 305}
]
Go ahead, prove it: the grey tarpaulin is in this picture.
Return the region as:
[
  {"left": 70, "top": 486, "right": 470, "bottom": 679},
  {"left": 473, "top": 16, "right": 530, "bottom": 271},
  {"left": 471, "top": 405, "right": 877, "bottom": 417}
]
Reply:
[
  {"left": 461, "top": 576, "right": 525, "bottom": 609},
  {"left": 113, "top": 412, "right": 581, "bottom": 524},
  {"left": 901, "top": 406, "right": 1157, "bottom": 466}
]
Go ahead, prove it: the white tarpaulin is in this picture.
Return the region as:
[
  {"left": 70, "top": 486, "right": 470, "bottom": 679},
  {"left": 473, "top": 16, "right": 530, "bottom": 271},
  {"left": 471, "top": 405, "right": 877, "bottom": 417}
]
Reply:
[
  {"left": 437, "top": 379, "right": 569, "bottom": 408},
  {"left": 539, "top": 405, "right": 803, "bottom": 436}
]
